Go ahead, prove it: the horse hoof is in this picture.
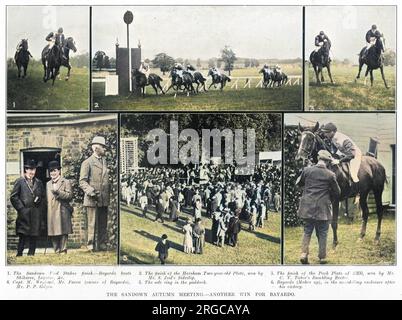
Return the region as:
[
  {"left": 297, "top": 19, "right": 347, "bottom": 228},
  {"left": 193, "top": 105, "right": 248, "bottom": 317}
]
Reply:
[{"left": 332, "top": 242, "right": 338, "bottom": 250}]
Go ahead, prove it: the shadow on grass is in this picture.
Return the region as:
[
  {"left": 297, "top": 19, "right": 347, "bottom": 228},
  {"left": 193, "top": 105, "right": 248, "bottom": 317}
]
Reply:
[
  {"left": 309, "top": 82, "right": 341, "bottom": 88},
  {"left": 241, "top": 226, "right": 281, "bottom": 244},
  {"left": 120, "top": 250, "right": 155, "bottom": 265},
  {"left": 134, "top": 230, "right": 184, "bottom": 252}
]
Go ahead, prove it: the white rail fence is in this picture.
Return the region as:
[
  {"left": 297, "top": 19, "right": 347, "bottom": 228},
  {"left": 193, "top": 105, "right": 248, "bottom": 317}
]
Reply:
[{"left": 92, "top": 75, "right": 301, "bottom": 95}]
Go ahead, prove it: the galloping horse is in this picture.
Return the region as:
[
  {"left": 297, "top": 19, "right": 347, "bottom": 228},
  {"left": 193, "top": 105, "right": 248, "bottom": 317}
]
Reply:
[
  {"left": 296, "top": 122, "right": 387, "bottom": 248},
  {"left": 259, "top": 67, "right": 273, "bottom": 88},
  {"left": 207, "top": 69, "right": 231, "bottom": 90},
  {"left": 14, "top": 39, "right": 32, "bottom": 78},
  {"left": 166, "top": 67, "right": 195, "bottom": 97},
  {"left": 41, "top": 43, "right": 62, "bottom": 85},
  {"left": 271, "top": 68, "right": 288, "bottom": 87},
  {"left": 310, "top": 40, "right": 334, "bottom": 84},
  {"left": 132, "top": 69, "right": 165, "bottom": 97},
  {"left": 355, "top": 37, "right": 389, "bottom": 88},
  {"left": 186, "top": 65, "right": 207, "bottom": 92},
  {"left": 60, "top": 37, "right": 77, "bottom": 81}
]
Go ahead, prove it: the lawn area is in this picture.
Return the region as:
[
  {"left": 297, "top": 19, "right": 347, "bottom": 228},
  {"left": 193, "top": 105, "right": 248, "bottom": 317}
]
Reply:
[
  {"left": 306, "top": 64, "right": 395, "bottom": 110},
  {"left": 120, "top": 204, "right": 281, "bottom": 265},
  {"left": 92, "top": 65, "right": 302, "bottom": 111},
  {"left": 284, "top": 215, "right": 396, "bottom": 265},
  {"left": 7, "top": 60, "right": 89, "bottom": 111},
  {"left": 7, "top": 248, "right": 117, "bottom": 266}
]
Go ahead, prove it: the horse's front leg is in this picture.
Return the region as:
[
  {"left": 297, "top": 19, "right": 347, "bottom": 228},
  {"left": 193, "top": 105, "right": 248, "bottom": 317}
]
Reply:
[
  {"left": 327, "top": 65, "right": 334, "bottom": 84},
  {"left": 17, "top": 65, "right": 21, "bottom": 79},
  {"left": 313, "top": 66, "right": 320, "bottom": 84},
  {"left": 355, "top": 61, "right": 363, "bottom": 82},
  {"left": 65, "top": 64, "right": 71, "bottom": 81},
  {"left": 364, "top": 67, "right": 370, "bottom": 86},
  {"left": 380, "top": 65, "right": 389, "bottom": 89},
  {"left": 319, "top": 67, "right": 325, "bottom": 82},
  {"left": 208, "top": 81, "right": 214, "bottom": 90},
  {"left": 370, "top": 69, "right": 374, "bottom": 86},
  {"left": 331, "top": 199, "right": 339, "bottom": 248}
]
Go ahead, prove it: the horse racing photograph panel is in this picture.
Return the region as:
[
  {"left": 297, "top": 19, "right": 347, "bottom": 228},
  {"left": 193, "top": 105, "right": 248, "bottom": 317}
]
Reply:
[
  {"left": 7, "top": 6, "right": 90, "bottom": 111},
  {"left": 6, "top": 114, "right": 118, "bottom": 265},
  {"left": 92, "top": 6, "right": 302, "bottom": 111},
  {"left": 305, "top": 6, "right": 396, "bottom": 111},
  {"left": 284, "top": 113, "right": 396, "bottom": 265},
  {"left": 119, "top": 113, "right": 282, "bottom": 265}
]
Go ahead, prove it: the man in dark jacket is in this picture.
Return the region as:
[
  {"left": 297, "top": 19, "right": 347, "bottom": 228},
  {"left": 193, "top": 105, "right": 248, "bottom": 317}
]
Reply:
[
  {"left": 363, "top": 24, "right": 384, "bottom": 60},
  {"left": 155, "top": 234, "right": 170, "bottom": 264},
  {"left": 10, "top": 159, "right": 45, "bottom": 257},
  {"left": 296, "top": 150, "right": 341, "bottom": 264}
]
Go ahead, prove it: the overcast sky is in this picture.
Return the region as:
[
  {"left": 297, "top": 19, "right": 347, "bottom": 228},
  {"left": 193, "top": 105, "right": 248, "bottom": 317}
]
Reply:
[
  {"left": 306, "top": 6, "right": 396, "bottom": 62},
  {"left": 7, "top": 6, "right": 89, "bottom": 58},
  {"left": 92, "top": 6, "right": 302, "bottom": 60}
]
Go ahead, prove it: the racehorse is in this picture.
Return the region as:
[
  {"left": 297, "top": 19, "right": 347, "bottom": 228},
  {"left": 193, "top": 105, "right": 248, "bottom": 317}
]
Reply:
[
  {"left": 309, "top": 40, "right": 334, "bottom": 84},
  {"left": 271, "top": 68, "right": 288, "bottom": 87},
  {"left": 355, "top": 37, "right": 389, "bottom": 88},
  {"left": 186, "top": 65, "right": 207, "bottom": 92},
  {"left": 132, "top": 69, "right": 165, "bottom": 97},
  {"left": 259, "top": 67, "right": 273, "bottom": 88},
  {"left": 14, "top": 39, "right": 32, "bottom": 78},
  {"left": 41, "top": 42, "right": 62, "bottom": 85},
  {"left": 295, "top": 122, "right": 387, "bottom": 248},
  {"left": 207, "top": 69, "right": 231, "bottom": 90},
  {"left": 166, "top": 67, "right": 195, "bottom": 97},
  {"left": 60, "top": 37, "right": 77, "bottom": 81}
]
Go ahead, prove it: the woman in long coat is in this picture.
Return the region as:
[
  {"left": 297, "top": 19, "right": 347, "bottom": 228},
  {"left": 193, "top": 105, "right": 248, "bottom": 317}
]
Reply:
[
  {"left": 169, "top": 197, "right": 179, "bottom": 222},
  {"left": 182, "top": 218, "right": 193, "bottom": 254},
  {"left": 46, "top": 161, "right": 73, "bottom": 254}
]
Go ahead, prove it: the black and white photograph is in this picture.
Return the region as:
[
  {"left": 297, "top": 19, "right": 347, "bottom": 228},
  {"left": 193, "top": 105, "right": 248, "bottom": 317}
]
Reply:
[
  {"left": 119, "top": 113, "right": 282, "bottom": 264},
  {"left": 7, "top": 6, "right": 90, "bottom": 111},
  {"left": 284, "top": 113, "right": 396, "bottom": 265},
  {"left": 305, "top": 6, "right": 396, "bottom": 110},
  {"left": 6, "top": 114, "right": 118, "bottom": 265},
  {"left": 92, "top": 6, "right": 302, "bottom": 111}
]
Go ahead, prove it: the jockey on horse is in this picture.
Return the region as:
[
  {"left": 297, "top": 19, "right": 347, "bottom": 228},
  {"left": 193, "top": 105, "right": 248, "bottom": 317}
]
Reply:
[
  {"left": 314, "top": 31, "right": 332, "bottom": 65},
  {"left": 362, "top": 24, "right": 384, "bottom": 62},
  {"left": 138, "top": 60, "right": 150, "bottom": 82},
  {"left": 44, "top": 27, "right": 66, "bottom": 61},
  {"left": 318, "top": 122, "right": 362, "bottom": 186}
]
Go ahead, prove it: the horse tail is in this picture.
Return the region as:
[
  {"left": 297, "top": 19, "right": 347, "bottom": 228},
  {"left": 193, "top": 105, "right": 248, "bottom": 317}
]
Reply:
[{"left": 227, "top": 76, "right": 231, "bottom": 82}]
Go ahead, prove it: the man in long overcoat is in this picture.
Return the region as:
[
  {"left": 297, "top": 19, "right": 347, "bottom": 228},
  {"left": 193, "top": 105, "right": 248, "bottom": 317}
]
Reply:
[
  {"left": 79, "top": 136, "right": 110, "bottom": 252},
  {"left": 10, "top": 159, "right": 45, "bottom": 256},
  {"left": 46, "top": 161, "right": 73, "bottom": 254},
  {"left": 297, "top": 150, "right": 341, "bottom": 264}
]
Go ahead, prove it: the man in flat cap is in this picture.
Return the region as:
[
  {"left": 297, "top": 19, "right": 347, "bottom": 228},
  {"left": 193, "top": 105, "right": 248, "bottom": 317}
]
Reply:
[
  {"left": 296, "top": 150, "right": 341, "bottom": 265},
  {"left": 319, "top": 122, "right": 362, "bottom": 185},
  {"left": 10, "top": 159, "right": 45, "bottom": 257},
  {"left": 79, "top": 136, "right": 110, "bottom": 252}
]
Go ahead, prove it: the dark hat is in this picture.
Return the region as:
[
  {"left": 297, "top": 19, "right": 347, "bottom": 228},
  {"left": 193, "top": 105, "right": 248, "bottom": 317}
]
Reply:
[
  {"left": 24, "top": 159, "right": 38, "bottom": 169},
  {"left": 321, "top": 122, "right": 337, "bottom": 132},
  {"left": 372, "top": 24, "right": 377, "bottom": 30},
  {"left": 319, "top": 31, "right": 325, "bottom": 35},
  {"left": 48, "top": 161, "right": 61, "bottom": 171},
  {"left": 161, "top": 234, "right": 168, "bottom": 240}
]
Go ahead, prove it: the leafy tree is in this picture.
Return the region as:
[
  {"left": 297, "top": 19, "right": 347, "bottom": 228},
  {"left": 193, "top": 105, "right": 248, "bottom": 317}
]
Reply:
[
  {"left": 208, "top": 58, "right": 215, "bottom": 68},
  {"left": 221, "top": 46, "right": 237, "bottom": 75},
  {"left": 93, "top": 51, "right": 106, "bottom": 70},
  {"left": 383, "top": 49, "right": 396, "bottom": 66},
  {"left": 217, "top": 59, "right": 222, "bottom": 68},
  {"left": 151, "top": 53, "right": 175, "bottom": 75},
  {"left": 104, "top": 55, "right": 110, "bottom": 69}
]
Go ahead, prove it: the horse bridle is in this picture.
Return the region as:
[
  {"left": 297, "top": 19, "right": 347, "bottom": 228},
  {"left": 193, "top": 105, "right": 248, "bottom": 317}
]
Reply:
[{"left": 299, "top": 131, "right": 316, "bottom": 157}]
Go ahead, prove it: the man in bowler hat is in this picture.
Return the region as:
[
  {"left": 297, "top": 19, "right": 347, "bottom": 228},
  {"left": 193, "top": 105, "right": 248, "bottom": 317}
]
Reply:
[
  {"left": 10, "top": 159, "right": 45, "bottom": 256},
  {"left": 79, "top": 136, "right": 110, "bottom": 251}
]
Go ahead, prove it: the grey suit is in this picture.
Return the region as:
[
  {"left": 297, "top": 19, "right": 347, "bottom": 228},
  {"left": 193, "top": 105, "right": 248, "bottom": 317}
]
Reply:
[
  {"left": 297, "top": 163, "right": 341, "bottom": 260},
  {"left": 79, "top": 154, "right": 110, "bottom": 251}
]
